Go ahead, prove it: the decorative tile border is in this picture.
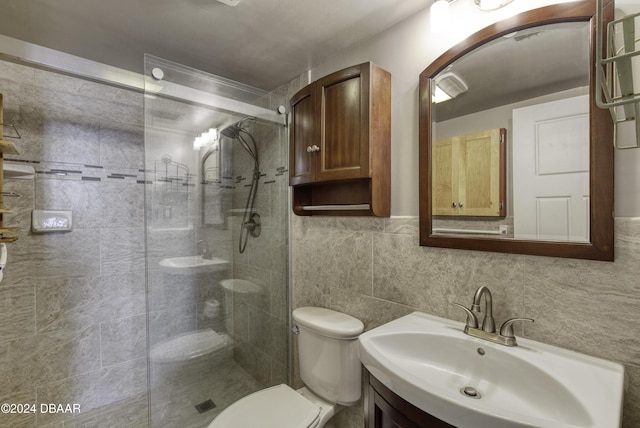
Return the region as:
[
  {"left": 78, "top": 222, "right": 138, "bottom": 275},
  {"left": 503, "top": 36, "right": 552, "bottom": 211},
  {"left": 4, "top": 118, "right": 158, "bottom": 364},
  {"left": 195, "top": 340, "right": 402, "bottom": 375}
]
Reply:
[{"left": 7, "top": 158, "right": 290, "bottom": 190}]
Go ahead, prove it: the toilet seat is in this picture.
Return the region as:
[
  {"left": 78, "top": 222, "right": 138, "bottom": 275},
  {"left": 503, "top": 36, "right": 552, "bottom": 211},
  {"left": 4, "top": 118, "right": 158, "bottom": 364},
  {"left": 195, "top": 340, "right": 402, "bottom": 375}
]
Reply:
[{"left": 207, "top": 384, "right": 320, "bottom": 428}]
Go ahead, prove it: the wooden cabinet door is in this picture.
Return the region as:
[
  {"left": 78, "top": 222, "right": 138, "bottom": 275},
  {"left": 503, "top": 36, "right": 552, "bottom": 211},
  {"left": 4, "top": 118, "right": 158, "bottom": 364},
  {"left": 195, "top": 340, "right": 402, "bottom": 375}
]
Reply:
[
  {"left": 432, "top": 128, "right": 505, "bottom": 217},
  {"left": 432, "top": 136, "right": 458, "bottom": 215},
  {"left": 316, "top": 64, "right": 370, "bottom": 182},
  {"left": 366, "top": 372, "right": 455, "bottom": 428},
  {"left": 458, "top": 128, "right": 504, "bottom": 216},
  {"left": 289, "top": 84, "right": 316, "bottom": 186},
  {"left": 371, "top": 390, "right": 421, "bottom": 428}
]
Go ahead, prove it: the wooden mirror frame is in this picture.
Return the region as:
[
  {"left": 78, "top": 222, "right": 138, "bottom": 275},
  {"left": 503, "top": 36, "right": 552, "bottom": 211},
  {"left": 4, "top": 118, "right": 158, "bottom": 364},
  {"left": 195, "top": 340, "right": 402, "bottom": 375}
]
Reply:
[{"left": 419, "top": 0, "right": 615, "bottom": 261}]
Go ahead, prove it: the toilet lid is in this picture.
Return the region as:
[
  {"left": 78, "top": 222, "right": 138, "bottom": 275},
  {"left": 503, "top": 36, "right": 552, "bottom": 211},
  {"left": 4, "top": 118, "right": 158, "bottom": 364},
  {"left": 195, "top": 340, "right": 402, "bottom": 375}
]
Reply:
[{"left": 208, "top": 384, "right": 320, "bottom": 428}]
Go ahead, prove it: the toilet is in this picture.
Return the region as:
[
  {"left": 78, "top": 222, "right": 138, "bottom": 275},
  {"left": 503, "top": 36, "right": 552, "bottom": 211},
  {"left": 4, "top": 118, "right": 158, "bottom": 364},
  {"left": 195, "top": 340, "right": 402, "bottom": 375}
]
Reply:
[{"left": 207, "top": 306, "right": 365, "bottom": 428}]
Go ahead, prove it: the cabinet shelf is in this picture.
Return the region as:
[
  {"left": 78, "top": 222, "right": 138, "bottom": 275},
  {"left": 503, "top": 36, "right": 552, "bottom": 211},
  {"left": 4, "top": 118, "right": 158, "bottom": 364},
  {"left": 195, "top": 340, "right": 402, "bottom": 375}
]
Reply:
[
  {"left": 301, "top": 204, "right": 370, "bottom": 211},
  {"left": 292, "top": 179, "right": 385, "bottom": 216}
]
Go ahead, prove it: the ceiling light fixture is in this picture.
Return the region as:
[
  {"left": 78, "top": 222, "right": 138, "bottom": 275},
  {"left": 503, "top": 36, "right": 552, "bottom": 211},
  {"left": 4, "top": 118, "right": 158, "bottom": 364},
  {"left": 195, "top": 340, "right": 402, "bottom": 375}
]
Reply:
[
  {"left": 474, "top": 0, "right": 514, "bottom": 11},
  {"left": 430, "top": 0, "right": 515, "bottom": 32},
  {"left": 194, "top": 128, "right": 218, "bottom": 151},
  {"left": 430, "top": 0, "right": 454, "bottom": 33},
  {"left": 433, "top": 72, "right": 468, "bottom": 103}
]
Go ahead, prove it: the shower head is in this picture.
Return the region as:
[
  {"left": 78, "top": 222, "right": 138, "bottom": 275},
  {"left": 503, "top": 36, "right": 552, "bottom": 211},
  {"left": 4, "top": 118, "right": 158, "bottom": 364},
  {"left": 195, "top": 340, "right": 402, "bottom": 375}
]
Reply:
[
  {"left": 220, "top": 117, "right": 255, "bottom": 139},
  {"left": 220, "top": 124, "right": 240, "bottom": 139},
  {"left": 220, "top": 117, "right": 258, "bottom": 162}
]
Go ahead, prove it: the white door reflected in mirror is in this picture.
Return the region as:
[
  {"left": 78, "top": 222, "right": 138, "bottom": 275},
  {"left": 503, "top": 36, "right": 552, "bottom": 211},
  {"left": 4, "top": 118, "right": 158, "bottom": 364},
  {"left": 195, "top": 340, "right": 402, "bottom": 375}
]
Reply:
[{"left": 513, "top": 95, "right": 590, "bottom": 242}]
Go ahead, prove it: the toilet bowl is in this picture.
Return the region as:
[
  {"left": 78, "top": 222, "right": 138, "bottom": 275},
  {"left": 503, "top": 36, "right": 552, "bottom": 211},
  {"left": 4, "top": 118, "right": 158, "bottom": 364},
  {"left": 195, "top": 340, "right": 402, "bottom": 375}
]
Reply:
[
  {"left": 207, "top": 384, "right": 338, "bottom": 428},
  {"left": 207, "top": 307, "right": 364, "bottom": 428}
]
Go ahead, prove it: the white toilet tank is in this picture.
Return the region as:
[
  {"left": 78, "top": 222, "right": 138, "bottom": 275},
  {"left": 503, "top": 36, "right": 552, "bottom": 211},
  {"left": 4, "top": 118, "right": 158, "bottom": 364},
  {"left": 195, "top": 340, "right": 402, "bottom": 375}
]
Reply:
[{"left": 292, "top": 307, "right": 365, "bottom": 406}]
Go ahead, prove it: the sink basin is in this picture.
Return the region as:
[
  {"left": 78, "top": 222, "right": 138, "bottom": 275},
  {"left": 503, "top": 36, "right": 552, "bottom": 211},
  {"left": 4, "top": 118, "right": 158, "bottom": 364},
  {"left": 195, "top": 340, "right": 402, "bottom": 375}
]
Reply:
[
  {"left": 158, "top": 255, "right": 227, "bottom": 269},
  {"left": 358, "top": 312, "right": 624, "bottom": 428}
]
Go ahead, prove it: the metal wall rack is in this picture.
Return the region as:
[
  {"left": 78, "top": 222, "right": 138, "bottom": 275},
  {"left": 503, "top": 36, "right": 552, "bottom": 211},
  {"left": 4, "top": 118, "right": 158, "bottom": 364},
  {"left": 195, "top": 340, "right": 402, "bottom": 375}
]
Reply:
[
  {"left": 596, "top": 0, "right": 640, "bottom": 149},
  {"left": 0, "top": 94, "right": 20, "bottom": 242}
]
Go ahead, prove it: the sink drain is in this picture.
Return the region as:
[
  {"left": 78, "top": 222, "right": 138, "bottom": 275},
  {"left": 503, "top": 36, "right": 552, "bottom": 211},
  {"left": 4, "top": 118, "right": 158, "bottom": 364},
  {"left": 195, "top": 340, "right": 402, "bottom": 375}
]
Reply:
[{"left": 460, "top": 386, "right": 481, "bottom": 399}]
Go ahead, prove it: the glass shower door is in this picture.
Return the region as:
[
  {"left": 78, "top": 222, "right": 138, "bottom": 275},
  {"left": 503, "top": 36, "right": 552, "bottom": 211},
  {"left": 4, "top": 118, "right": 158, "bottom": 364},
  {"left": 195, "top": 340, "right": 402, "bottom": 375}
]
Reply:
[{"left": 143, "top": 55, "right": 289, "bottom": 428}]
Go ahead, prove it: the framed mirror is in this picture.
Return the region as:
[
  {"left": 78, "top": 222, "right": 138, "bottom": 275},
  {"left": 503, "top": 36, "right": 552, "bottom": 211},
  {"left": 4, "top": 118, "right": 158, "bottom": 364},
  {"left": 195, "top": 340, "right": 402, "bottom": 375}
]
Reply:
[{"left": 419, "top": 1, "right": 615, "bottom": 261}]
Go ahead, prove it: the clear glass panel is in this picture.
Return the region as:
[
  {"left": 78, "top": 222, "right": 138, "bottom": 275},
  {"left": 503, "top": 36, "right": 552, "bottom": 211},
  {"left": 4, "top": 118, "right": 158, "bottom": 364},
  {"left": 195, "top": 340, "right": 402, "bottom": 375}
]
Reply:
[{"left": 144, "top": 55, "right": 289, "bottom": 427}]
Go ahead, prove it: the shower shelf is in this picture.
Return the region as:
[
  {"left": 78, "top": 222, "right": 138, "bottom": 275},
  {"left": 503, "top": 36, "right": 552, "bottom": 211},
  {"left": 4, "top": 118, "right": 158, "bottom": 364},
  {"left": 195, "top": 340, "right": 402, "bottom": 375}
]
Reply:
[
  {"left": 0, "top": 93, "right": 20, "bottom": 243},
  {"left": 0, "top": 139, "right": 19, "bottom": 155}
]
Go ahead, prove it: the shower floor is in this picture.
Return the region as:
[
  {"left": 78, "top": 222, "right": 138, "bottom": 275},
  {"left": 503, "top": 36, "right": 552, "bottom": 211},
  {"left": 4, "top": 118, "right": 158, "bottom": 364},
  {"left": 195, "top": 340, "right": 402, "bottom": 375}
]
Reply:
[{"left": 149, "top": 357, "right": 264, "bottom": 428}]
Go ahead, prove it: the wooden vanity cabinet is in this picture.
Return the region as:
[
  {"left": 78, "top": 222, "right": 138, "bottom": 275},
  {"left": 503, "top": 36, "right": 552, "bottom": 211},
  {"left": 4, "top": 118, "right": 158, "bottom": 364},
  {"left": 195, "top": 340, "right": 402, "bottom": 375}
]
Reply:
[
  {"left": 289, "top": 62, "right": 391, "bottom": 216},
  {"left": 365, "top": 371, "right": 454, "bottom": 428}
]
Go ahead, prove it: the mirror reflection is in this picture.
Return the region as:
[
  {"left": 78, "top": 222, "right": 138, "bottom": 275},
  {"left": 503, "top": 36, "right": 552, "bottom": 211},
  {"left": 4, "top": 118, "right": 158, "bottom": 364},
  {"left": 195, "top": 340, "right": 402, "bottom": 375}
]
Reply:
[{"left": 431, "top": 21, "right": 590, "bottom": 242}]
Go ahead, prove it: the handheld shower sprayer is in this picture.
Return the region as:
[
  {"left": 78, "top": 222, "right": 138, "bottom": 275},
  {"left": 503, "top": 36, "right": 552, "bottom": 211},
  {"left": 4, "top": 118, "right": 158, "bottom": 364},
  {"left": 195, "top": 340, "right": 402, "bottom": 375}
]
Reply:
[{"left": 220, "top": 117, "right": 261, "bottom": 253}]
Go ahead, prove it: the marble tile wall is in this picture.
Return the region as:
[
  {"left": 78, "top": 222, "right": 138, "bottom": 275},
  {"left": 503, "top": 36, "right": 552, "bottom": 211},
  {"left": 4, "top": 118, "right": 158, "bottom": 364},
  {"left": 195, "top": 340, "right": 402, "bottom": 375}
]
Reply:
[
  {"left": 290, "top": 215, "right": 640, "bottom": 428},
  {"left": 225, "top": 118, "right": 290, "bottom": 388},
  {"left": 0, "top": 59, "right": 148, "bottom": 427}
]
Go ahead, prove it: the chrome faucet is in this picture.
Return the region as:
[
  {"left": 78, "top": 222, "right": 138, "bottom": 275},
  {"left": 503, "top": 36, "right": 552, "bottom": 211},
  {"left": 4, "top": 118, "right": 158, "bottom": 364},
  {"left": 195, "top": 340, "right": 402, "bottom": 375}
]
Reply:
[
  {"left": 471, "top": 285, "right": 496, "bottom": 333},
  {"left": 453, "top": 286, "right": 533, "bottom": 347}
]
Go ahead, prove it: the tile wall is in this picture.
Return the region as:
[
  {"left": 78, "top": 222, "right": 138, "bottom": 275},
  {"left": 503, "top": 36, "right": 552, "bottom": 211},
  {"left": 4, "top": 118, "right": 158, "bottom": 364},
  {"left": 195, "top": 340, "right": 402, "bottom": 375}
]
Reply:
[
  {"left": 0, "top": 60, "right": 148, "bottom": 427},
  {"left": 224, "top": 117, "right": 290, "bottom": 387},
  {"left": 0, "top": 56, "right": 291, "bottom": 427},
  {"left": 290, "top": 215, "right": 640, "bottom": 428}
]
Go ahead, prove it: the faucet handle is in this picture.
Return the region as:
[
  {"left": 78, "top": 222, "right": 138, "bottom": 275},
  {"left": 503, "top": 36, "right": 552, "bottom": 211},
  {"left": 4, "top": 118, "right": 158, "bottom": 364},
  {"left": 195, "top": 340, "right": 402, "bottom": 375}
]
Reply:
[
  {"left": 499, "top": 318, "right": 534, "bottom": 338},
  {"left": 452, "top": 303, "right": 479, "bottom": 329}
]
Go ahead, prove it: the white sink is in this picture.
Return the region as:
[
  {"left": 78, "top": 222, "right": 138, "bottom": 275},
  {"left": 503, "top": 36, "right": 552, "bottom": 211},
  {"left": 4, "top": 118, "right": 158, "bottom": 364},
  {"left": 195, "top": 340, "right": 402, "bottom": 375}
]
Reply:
[
  {"left": 159, "top": 255, "right": 227, "bottom": 269},
  {"left": 358, "top": 312, "right": 624, "bottom": 428}
]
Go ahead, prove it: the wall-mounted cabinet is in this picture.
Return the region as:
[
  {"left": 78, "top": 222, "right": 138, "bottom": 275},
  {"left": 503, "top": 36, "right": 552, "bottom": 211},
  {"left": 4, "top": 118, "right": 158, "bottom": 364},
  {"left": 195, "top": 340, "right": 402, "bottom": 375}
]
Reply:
[
  {"left": 289, "top": 62, "right": 391, "bottom": 216},
  {"left": 432, "top": 128, "right": 506, "bottom": 217}
]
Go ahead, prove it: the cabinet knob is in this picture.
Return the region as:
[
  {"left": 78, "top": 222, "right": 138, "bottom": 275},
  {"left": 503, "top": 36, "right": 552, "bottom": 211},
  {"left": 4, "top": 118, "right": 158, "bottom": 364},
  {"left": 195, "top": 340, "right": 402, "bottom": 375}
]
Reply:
[
  {"left": 459, "top": 202, "right": 464, "bottom": 208},
  {"left": 306, "top": 145, "right": 320, "bottom": 153},
  {"left": 306, "top": 146, "right": 313, "bottom": 153},
  {"left": 452, "top": 202, "right": 457, "bottom": 208}
]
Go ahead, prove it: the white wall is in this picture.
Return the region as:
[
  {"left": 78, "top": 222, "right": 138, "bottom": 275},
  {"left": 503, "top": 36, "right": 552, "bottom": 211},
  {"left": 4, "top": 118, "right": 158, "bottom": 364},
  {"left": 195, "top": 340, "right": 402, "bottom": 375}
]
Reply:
[{"left": 307, "top": 0, "right": 640, "bottom": 216}]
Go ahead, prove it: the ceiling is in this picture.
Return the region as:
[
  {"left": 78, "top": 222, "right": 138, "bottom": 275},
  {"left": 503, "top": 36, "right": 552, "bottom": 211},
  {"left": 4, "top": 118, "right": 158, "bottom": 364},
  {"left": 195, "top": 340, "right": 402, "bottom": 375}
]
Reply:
[
  {"left": 434, "top": 21, "right": 590, "bottom": 122},
  {"left": 0, "top": 0, "right": 429, "bottom": 91}
]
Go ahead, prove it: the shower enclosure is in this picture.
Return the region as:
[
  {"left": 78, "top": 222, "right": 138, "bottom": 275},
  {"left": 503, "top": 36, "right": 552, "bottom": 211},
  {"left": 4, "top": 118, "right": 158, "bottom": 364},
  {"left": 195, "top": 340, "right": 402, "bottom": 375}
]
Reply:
[{"left": 143, "top": 55, "right": 289, "bottom": 427}]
